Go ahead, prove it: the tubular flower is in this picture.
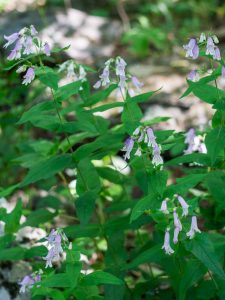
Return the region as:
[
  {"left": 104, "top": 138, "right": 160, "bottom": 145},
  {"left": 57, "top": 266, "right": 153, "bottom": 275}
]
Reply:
[
  {"left": 183, "top": 38, "right": 199, "bottom": 59},
  {"left": 187, "top": 70, "right": 199, "bottom": 82},
  {"left": 152, "top": 144, "right": 163, "bottom": 166},
  {"left": 162, "top": 228, "right": 174, "bottom": 255},
  {"left": 19, "top": 273, "right": 41, "bottom": 293},
  {"left": 184, "top": 128, "right": 207, "bottom": 154},
  {"left": 176, "top": 195, "right": 189, "bottom": 217},
  {"left": 43, "top": 42, "right": 51, "bottom": 56},
  {"left": 222, "top": 67, "right": 225, "bottom": 79},
  {"left": 213, "top": 47, "right": 221, "bottom": 61},
  {"left": 43, "top": 229, "right": 67, "bottom": 268},
  {"left": 173, "top": 209, "right": 182, "bottom": 231},
  {"left": 199, "top": 32, "right": 206, "bottom": 43},
  {"left": 173, "top": 227, "right": 180, "bottom": 244},
  {"left": 160, "top": 198, "right": 169, "bottom": 214},
  {"left": 3, "top": 32, "right": 19, "bottom": 48},
  {"left": 22, "top": 67, "right": 35, "bottom": 85},
  {"left": 122, "top": 137, "right": 134, "bottom": 160},
  {"left": 206, "top": 37, "right": 216, "bottom": 56},
  {"left": 186, "top": 216, "right": 201, "bottom": 239}
]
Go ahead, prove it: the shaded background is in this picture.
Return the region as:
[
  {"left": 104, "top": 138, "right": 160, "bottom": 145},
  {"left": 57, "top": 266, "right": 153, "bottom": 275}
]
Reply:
[{"left": 0, "top": 1, "right": 225, "bottom": 298}]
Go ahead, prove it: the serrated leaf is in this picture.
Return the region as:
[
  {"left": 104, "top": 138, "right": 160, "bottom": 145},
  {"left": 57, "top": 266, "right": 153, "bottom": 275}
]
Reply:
[{"left": 81, "top": 271, "right": 123, "bottom": 286}]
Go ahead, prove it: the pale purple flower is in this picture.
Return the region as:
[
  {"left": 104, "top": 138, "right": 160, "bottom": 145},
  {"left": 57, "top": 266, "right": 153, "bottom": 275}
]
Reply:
[
  {"left": 133, "top": 127, "right": 140, "bottom": 136},
  {"left": 67, "top": 61, "right": 77, "bottom": 80},
  {"left": 162, "top": 228, "right": 174, "bottom": 255},
  {"left": 7, "top": 40, "right": 22, "bottom": 60},
  {"left": 4, "top": 32, "right": 19, "bottom": 48},
  {"left": 43, "top": 42, "right": 51, "bottom": 56},
  {"left": 173, "top": 227, "right": 180, "bottom": 244},
  {"left": 183, "top": 38, "right": 199, "bottom": 59},
  {"left": 206, "top": 37, "right": 215, "bottom": 56},
  {"left": 177, "top": 195, "right": 189, "bottom": 217},
  {"left": 152, "top": 144, "right": 163, "bottom": 166},
  {"left": 138, "top": 130, "right": 145, "bottom": 143},
  {"left": 186, "top": 216, "right": 201, "bottom": 239},
  {"left": 160, "top": 198, "right": 169, "bottom": 214},
  {"left": 22, "top": 67, "right": 35, "bottom": 85},
  {"left": 115, "top": 57, "right": 127, "bottom": 76},
  {"left": 100, "top": 65, "right": 110, "bottom": 86},
  {"left": 122, "top": 137, "right": 134, "bottom": 160},
  {"left": 46, "top": 229, "right": 57, "bottom": 245},
  {"left": 146, "top": 127, "right": 157, "bottom": 147},
  {"left": 128, "top": 88, "right": 135, "bottom": 97},
  {"left": 213, "top": 47, "right": 221, "bottom": 61},
  {"left": 131, "top": 76, "right": 144, "bottom": 91},
  {"left": 199, "top": 32, "right": 206, "bottom": 43},
  {"left": 118, "top": 75, "right": 127, "bottom": 90},
  {"left": 198, "top": 142, "right": 207, "bottom": 154},
  {"left": 184, "top": 128, "right": 206, "bottom": 154},
  {"left": 173, "top": 209, "right": 182, "bottom": 231},
  {"left": 23, "top": 36, "right": 34, "bottom": 55},
  {"left": 93, "top": 80, "right": 101, "bottom": 89},
  {"left": 222, "top": 66, "right": 225, "bottom": 78},
  {"left": 30, "top": 25, "right": 38, "bottom": 36},
  {"left": 44, "top": 247, "right": 58, "bottom": 268},
  {"left": 187, "top": 70, "right": 199, "bottom": 82},
  {"left": 19, "top": 274, "right": 41, "bottom": 293}
]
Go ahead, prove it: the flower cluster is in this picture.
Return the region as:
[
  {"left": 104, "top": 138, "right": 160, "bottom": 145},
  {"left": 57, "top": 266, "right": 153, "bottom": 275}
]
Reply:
[
  {"left": 43, "top": 228, "right": 68, "bottom": 268},
  {"left": 19, "top": 271, "right": 41, "bottom": 294},
  {"left": 184, "top": 128, "right": 207, "bottom": 155},
  {"left": 93, "top": 57, "right": 143, "bottom": 96},
  {"left": 4, "top": 25, "right": 50, "bottom": 60},
  {"left": 160, "top": 194, "right": 201, "bottom": 255},
  {"left": 184, "top": 33, "right": 225, "bottom": 81},
  {"left": 121, "top": 126, "right": 163, "bottom": 167},
  {"left": 4, "top": 25, "right": 51, "bottom": 86},
  {"left": 58, "top": 60, "right": 87, "bottom": 83}
]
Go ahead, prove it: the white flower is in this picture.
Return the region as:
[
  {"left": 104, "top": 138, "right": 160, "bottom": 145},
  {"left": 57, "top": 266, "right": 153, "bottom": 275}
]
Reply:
[
  {"left": 134, "top": 147, "right": 142, "bottom": 157},
  {"left": 187, "top": 216, "right": 201, "bottom": 239},
  {"left": 162, "top": 228, "right": 174, "bottom": 255},
  {"left": 176, "top": 195, "right": 189, "bottom": 217},
  {"left": 160, "top": 198, "right": 169, "bottom": 214},
  {"left": 199, "top": 32, "right": 206, "bottom": 43}
]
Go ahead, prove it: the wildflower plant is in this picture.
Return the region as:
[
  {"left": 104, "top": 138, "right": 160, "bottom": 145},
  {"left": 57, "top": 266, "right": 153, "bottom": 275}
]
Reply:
[{"left": 0, "top": 26, "right": 225, "bottom": 300}]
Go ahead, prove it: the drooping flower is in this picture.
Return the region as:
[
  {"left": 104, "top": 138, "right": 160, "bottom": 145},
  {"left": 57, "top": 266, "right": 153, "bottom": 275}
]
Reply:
[
  {"left": 93, "top": 80, "right": 101, "bottom": 89},
  {"left": 22, "top": 67, "right": 35, "bottom": 85},
  {"left": 183, "top": 38, "right": 199, "bottom": 59},
  {"left": 19, "top": 273, "right": 41, "bottom": 293},
  {"left": 173, "top": 209, "right": 182, "bottom": 231},
  {"left": 146, "top": 127, "right": 157, "bottom": 147},
  {"left": 122, "top": 137, "right": 134, "bottom": 160},
  {"left": 187, "top": 70, "right": 199, "bottom": 82},
  {"left": 186, "top": 216, "right": 201, "bottom": 239},
  {"left": 222, "top": 66, "right": 225, "bottom": 78},
  {"left": 4, "top": 32, "right": 19, "bottom": 48},
  {"left": 162, "top": 228, "right": 174, "bottom": 255},
  {"left": 23, "top": 36, "right": 34, "bottom": 55},
  {"left": 44, "top": 247, "right": 59, "bottom": 268},
  {"left": 135, "top": 147, "right": 142, "bottom": 157},
  {"left": 173, "top": 227, "right": 180, "bottom": 244},
  {"left": 100, "top": 65, "right": 110, "bottom": 86},
  {"left": 213, "top": 47, "right": 221, "bottom": 61},
  {"left": 133, "top": 126, "right": 140, "bottom": 136},
  {"left": 43, "top": 42, "right": 51, "bottom": 56},
  {"left": 152, "top": 143, "right": 163, "bottom": 166},
  {"left": 115, "top": 57, "right": 127, "bottom": 77},
  {"left": 199, "top": 32, "right": 206, "bottom": 43},
  {"left": 30, "top": 25, "right": 38, "bottom": 36},
  {"left": 78, "top": 66, "right": 87, "bottom": 80},
  {"left": 212, "top": 35, "right": 219, "bottom": 44},
  {"left": 44, "top": 229, "right": 65, "bottom": 268},
  {"left": 7, "top": 40, "right": 22, "bottom": 60},
  {"left": 131, "top": 76, "right": 144, "bottom": 91},
  {"left": 176, "top": 195, "right": 189, "bottom": 217},
  {"left": 206, "top": 37, "right": 215, "bottom": 56},
  {"left": 16, "top": 65, "right": 27, "bottom": 73},
  {"left": 184, "top": 128, "right": 207, "bottom": 154},
  {"left": 160, "top": 198, "right": 169, "bottom": 214}
]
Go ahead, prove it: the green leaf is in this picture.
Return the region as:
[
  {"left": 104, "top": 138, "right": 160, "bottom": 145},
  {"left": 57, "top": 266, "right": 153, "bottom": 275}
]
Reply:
[
  {"left": 130, "top": 194, "right": 153, "bottom": 222},
  {"left": 42, "top": 274, "right": 72, "bottom": 288},
  {"left": 165, "top": 153, "right": 210, "bottom": 166},
  {"left": 76, "top": 158, "right": 101, "bottom": 194},
  {"left": 17, "top": 101, "right": 55, "bottom": 125},
  {"left": 76, "top": 191, "right": 98, "bottom": 224},
  {"left": 0, "top": 247, "right": 26, "bottom": 261},
  {"left": 127, "top": 90, "right": 158, "bottom": 104},
  {"left": 36, "top": 66, "right": 59, "bottom": 90},
  {"left": 177, "top": 259, "right": 206, "bottom": 300},
  {"left": 90, "top": 102, "right": 124, "bottom": 113},
  {"left": 64, "top": 224, "right": 100, "bottom": 238},
  {"left": 124, "top": 245, "right": 162, "bottom": 270},
  {"left": 22, "top": 208, "right": 57, "bottom": 227},
  {"left": 81, "top": 271, "right": 123, "bottom": 286},
  {"left": 84, "top": 84, "right": 117, "bottom": 106},
  {"left": 206, "top": 171, "right": 225, "bottom": 210},
  {"left": 185, "top": 233, "right": 225, "bottom": 280},
  {"left": 4, "top": 200, "right": 22, "bottom": 234},
  {"left": 205, "top": 127, "right": 225, "bottom": 165},
  {"left": 20, "top": 154, "right": 72, "bottom": 187},
  {"left": 121, "top": 101, "right": 142, "bottom": 134},
  {"left": 55, "top": 81, "right": 82, "bottom": 101}
]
